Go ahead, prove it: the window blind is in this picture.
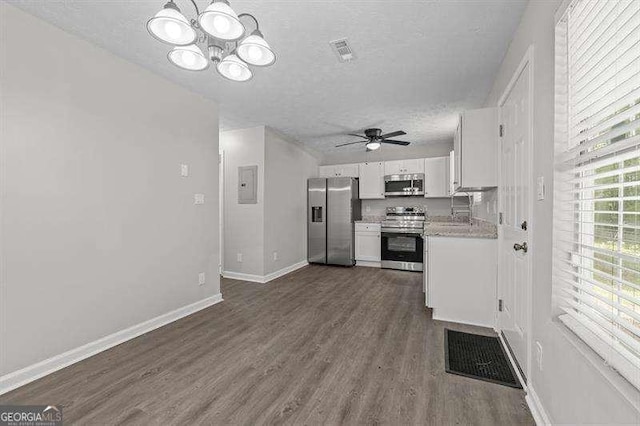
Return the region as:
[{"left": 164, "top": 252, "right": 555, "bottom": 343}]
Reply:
[{"left": 554, "top": 0, "right": 640, "bottom": 390}]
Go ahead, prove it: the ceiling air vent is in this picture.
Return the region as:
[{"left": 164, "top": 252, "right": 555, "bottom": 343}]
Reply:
[{"left": 329, "top": 38, "right": 356, "bottom": 63}]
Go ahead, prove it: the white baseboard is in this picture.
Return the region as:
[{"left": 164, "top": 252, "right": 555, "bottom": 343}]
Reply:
[
  {"left": 495, "top": 332, "right": 550, "bottom": 425},
  {"left": 223, "top": 260, "right": 308, "bottom": 284},
  {"left": 432, "top": 312, "right": 494, "bottom": 329},
  {"left": 356, "top": 260, "right": 381, "bottom": 268},
  {"left": 0, "top": 293, "right": 223, "bottom": 396},
  {"left": 221, "top": 270, "right": 265, "bottom": 283},
  {"left": 526, "top": 385, "right": 551, "bottom": 425},
  {"left": 263, "top": 260, "right": 308, "bottom": 282}
]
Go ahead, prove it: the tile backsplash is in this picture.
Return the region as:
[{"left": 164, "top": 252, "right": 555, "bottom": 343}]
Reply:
[{"left": 361, "top": 197, "right": 468, "bottom": 218}]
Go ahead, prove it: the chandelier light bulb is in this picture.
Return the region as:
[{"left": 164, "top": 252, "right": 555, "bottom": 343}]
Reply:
[
  {"left": 213, "top": 15, "right": 231, "bottom": 34},
  {"left": 147, "top": 1, "right": 196, "bottom": 46},
  {"left": 182, "top": 50, "right": 196, "bottom": 66},
  {"left": 229, "top": 63, "right": 242, "bottom": 78},
  {"left": 167, "top": 44, "right": 209, "bottom": 71},
  {"left": 236, "top": 30, "right": 276, "bottom": 67},
  {"left": 164, "top": 21, "right": 182, "bottom": 39},
  {"left": 198, "top": 0, "right": 245, "bottom": 40},
  {"left": 248, "top": 45, "right": 263, "bottom": 61},
  {"left": 217, "top": 53, "right": 253, "bottom": 82}
]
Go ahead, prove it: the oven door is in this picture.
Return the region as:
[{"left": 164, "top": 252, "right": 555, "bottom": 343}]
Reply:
[{"left": 381, "top": 231, "right": 424, "bottom": 271}]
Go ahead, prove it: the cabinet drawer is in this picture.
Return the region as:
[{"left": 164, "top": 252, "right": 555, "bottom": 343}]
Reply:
[{"left": 355, "top": 223, "right": 381, "bottom": 232}]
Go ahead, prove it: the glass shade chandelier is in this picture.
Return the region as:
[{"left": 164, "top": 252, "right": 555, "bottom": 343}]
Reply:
[{"left": 147, "top": 0, "right": 276, "bottom": 82}]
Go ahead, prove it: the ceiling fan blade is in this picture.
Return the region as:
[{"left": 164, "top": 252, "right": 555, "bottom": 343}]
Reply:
[
  {"left": 335, "top": 141, "right": 366, "bottom": 147},
  {"left": 380, "top": 130, "right": 406, "bottom": 139},
  {"left": 382, "top": 140, "right": 411, "bottom": 146},
  {"left": 347, "top": 133, "right": 368, "bottom": 140}
]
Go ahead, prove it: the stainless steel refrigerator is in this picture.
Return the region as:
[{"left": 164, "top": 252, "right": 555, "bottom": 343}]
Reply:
[{"left": 308, "top": 177, "right": 361, "bottom": 266}]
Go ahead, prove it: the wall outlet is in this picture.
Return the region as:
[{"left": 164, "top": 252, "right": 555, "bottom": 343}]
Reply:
[
  {"left": 536, "top": 341, "right": 543, "bottom": 371},
  {"left": 237, "top": 253, "right": 243, "bottom": 262},
  {"left": 198, "top": 272, "right": 206, "bottom": 285},
  {"left": 194, "top": 193, "right": 205, "bottom": 205},
  {"left": 273, "top": 251, "right": 278, "bottom": 261},
  {"left": 365, "top": 205, "right": 371, "bottom": 213},
  {"left": 180, "top": 164, "right": 189, "bottom": 177}
]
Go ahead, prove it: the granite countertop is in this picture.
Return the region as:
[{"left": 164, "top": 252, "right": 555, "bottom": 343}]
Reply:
[
  {"left": 424, "top": 217, "right": 497, "bottom": 239},
  {"left": 355, "top": 215, "right": 385, "bottom": 224}
]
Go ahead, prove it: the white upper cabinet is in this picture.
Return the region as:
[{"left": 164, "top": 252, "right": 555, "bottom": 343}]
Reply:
[
  {"left": 424, "top": 157, "right": 448, "bottom": 198},
  {"left": 453, "top": 107, "right": 498, "bottom": 191},
  {"left": 358, "top": 162, "right": 385, "bottom": 199},
  {"left": 339, "top": 163, "right": 360, "bottom": 177},
  {"left": 384, "top": 159, "right": 424, "bottom": 175},
  {"left": 319, "top": 163, "right": 360, "bottom": 178}
]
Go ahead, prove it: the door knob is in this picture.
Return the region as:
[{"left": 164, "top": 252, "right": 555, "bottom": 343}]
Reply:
[{"left": 513, "top": 242, "right": 528, "bottom": 253}]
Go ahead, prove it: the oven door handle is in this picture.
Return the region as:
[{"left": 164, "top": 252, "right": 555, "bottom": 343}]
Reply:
[{"left": 381, "top": 230, "right": 424, "bottom": 237}]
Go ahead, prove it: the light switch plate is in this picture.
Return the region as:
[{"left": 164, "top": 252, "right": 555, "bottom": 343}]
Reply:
[
  {"left": 198, "top": 272, "right": 205, "bottom": 285},
  {"left": 537, "top": 176, "right": 545, "bottom": 200},
  {"left": 237, "top": 253, "right": 243, "bottom": 262},
  {"left": 180, "top": 164, "right": 189, "bottom": 177},
  {"left": 194, "top": 193, "right": 205, "bottom": 205}
]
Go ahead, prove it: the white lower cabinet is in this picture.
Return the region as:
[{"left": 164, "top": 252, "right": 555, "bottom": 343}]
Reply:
[
  {"left": 426, "top": 236, "right": 496, "bottom": 328},
  {"left": 423, "top": 240, "right": 429, "bottom": 304},
  {"left": 355, "top": 223, "right": 381, "bottom": 265}
]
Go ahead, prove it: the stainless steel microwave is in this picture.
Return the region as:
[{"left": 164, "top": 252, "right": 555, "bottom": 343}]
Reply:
[{"left": 384, "top": 173, "right": 424, "bottom": 196}]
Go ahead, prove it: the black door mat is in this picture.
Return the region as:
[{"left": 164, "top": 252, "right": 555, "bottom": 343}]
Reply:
[{"left": 445, "top": 329, "right": 522, "bottom": 388}]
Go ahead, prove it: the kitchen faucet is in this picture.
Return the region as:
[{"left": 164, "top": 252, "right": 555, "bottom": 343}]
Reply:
[{"left": 450, "top": 192, "right": 473, "bottom": 224}]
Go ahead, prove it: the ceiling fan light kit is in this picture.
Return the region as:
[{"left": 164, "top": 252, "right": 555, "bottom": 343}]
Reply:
[
  {"left": 336, "top": 128, "right": 412, "bottom": 151},
  {"left": 366, "top": 141, "right": 381, "bottom": 150},
  {"left": 147, "top": 0, "right": 275, "bottom": 82}
]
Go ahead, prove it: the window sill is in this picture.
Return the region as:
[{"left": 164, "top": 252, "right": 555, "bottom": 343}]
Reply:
[{"left": 555, "top": 315, "right": 640, "bottom": 413}]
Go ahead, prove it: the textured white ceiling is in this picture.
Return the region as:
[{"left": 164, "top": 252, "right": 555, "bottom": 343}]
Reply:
[{"left": 7, "top": 0, "right": 527, "bottom": 153}]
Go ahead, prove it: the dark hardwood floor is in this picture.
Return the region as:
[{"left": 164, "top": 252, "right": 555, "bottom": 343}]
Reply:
[{"left": 1, "top": 265, "right": 533, "bottom": 425}]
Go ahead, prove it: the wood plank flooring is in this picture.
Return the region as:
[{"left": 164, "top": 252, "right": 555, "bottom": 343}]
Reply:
[{"left": 1, "top": 265, "right": 533, "bottom": 425}]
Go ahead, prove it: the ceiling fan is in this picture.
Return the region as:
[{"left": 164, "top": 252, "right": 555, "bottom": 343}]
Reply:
[{"left": 335, "top": 128, "right": 411, "bottom": 151}]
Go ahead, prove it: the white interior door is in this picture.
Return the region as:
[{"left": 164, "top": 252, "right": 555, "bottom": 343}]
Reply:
[{"left": 498, "top": 58, "right": 531, "bottom": 382}]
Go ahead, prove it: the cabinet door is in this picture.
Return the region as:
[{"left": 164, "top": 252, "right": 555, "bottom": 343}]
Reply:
[
  {"left": 384, "top": 160, "right": 404, "bottom": 175},
  {"left": 340, "top": 163, "right": 360, "bottom": 178},
  {"left": 359, "top": 162, "right": 385, "bottom": 199},
  {"left": 355, "top": 231, "right": 381, "bottom": 261},
  {"left": 424, "top": 157, "right": 448, "bottom": 197},
  {"left": 319, "top": 165, "right": 335, "bottom": 178},
  {"left": 403, "top": 158, "right": 425, "bottom": 174},
  {"left": 459, "top": 107, "right": 498, "bottom": 188},
  {"left": 424, "top": 237, "right": 430, "bottom": 305}
]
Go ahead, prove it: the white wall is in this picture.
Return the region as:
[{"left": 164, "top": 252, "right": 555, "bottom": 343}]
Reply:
[
  {"left": 484, "top": 0, "right": 640, "bottom": 423},
  {"left": 220, "top": 127, "right": 318, "bottom": 278},
  {"left": 264, "top": 129, "right": 318, "bottom": 275},
  {"left": 320, "top": 140, "right": 452, "bottom": 165},
  {"left": 0, "top": 4, "right": 220, "bottom": 376},
  {"left": 220, "top": 127, "right": 265, "bottom": 277}
]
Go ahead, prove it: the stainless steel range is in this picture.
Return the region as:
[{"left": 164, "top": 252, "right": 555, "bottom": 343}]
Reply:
[{"left": 381, "top": 206, "right": 425, "bottom": 272}]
